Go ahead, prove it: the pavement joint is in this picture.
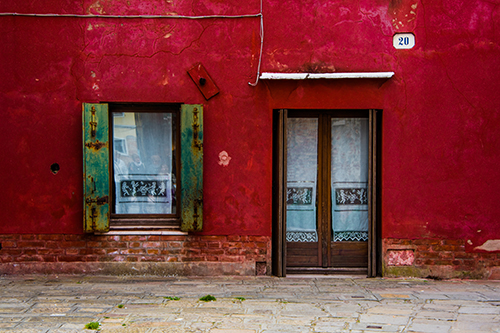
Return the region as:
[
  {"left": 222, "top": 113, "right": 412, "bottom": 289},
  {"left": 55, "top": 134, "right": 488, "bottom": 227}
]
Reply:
[{"left": 0, "top": 275, "right": 499, "bottom": 332}]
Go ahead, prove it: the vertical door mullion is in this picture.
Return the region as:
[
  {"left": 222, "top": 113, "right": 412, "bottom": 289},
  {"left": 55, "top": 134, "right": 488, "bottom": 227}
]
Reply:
[
  {"left": 368, "top": 109, "right": 377, "bottom": 277},
  {"left": 318, "top": 114, "right": 331, "bottom": 267}
]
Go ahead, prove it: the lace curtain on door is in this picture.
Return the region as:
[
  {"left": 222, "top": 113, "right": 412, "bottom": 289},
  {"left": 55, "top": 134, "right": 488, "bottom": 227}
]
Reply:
[
  {"left": 286, "top": 118, "right": 318, "bottom": 242},
  {"left": 331, "top": 118, "right": 369, "bottom": 241}
]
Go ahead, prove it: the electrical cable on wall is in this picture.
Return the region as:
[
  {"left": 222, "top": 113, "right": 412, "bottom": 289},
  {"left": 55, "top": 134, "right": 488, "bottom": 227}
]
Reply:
[{"left": 0, "top": 0, "right": 265, "bottom": 86}]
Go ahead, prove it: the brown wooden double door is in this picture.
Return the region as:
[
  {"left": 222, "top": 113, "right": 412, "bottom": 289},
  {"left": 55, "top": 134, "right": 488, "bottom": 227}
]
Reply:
[{"left": 273, "top": 109, "right": 378, "bottom": 276}]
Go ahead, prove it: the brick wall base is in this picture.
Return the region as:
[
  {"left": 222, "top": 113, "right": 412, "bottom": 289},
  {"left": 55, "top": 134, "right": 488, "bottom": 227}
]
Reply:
[
  {"left": 383, "top": 238, "right": 500, "bottom": 280},
  {"left": 0, "top": 234, "right": 271, "bottom": 276}
]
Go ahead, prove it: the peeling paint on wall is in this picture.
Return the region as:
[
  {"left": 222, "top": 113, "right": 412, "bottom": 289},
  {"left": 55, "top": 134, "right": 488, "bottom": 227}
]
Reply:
[
  {"left": 218, "top": 151, "right": 231, "bottom": 167},
  {"left": 474, "top": 240, "right": 500, "bottom": 252},
  {"left": 387, "top": 250, "right": 415, "bottom": 266}
]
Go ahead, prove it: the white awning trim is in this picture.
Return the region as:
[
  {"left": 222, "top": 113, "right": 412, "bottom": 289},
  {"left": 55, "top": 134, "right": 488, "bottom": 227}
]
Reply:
[{"left": 259, "top": 72, "right": 395, "bottom": 80}]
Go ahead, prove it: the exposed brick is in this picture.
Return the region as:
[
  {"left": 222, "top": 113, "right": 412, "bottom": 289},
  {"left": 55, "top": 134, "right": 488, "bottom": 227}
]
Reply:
[
  {"left": 1, "top": 249, "right": 22, "bottom": 256},
  {"left": 168, "top": 242, "right": 183, "bottom": 248},
  {"left": 18, "top": 255, "right": 44, "bottom": 262},
  {"left": 87, "top": 241, "right": 102, "bottom": 248},
  {"left": 121, "top": 249, "right": 146, "bottom": 255},
  {"left": 92, "top": 248, "right": 106, "bottom": 255},
  {"left": 122, "top": 236, "right": 148, "bottom": 242},
  {"left": 182, "top": 256, "right": 205, "bottom": 262},
  {"left": 142, "top": 242, "right": 162, "bottom": 248},
  {"left": 60, "top": 241, "right": 87, "bottom": 248},
  {"left": 1, "top": 241, "right": 17, "bottom": 248},
  {"left": 183, "top": 242, "right": 205, "bottom": 248},
  {"left": 222, "top": 242, "right": 243, "bottom": 249},
  {"left": 166, "top": 257, "right": 178, "bottom": 262},
  {"left": 129, "top": 242, "right": 142, "bottom": 248},
  {"left": 205, "top": 256, "right": 219, "bottom": 261},
  {"left": 222, "top": 255, "right": 245, "bottom": 262},
  {"left": 24, "top": 249, "right": 37, "bottom": 255},
  {"left": 442, "top": 239, "right": 465, "bottom": 246},
  {"left": 37, "top": 234, "right": 64, "bottom": 241},
  {"left": 126, "top": 256, "right": 139, "bottom": 262},
  {"left": 140, "top": 256, "right": 165, "bottom": 262},
  {"left": 57, "top": 255, "right": 86, "bottom": 262},
  {"left": 84, "top": 256, "right": 99, "bottom": 262},
  {"left": 37, "top": 249, "right": 64, "bottom": 255},
  {"left": 227, "top": 235, "right": 241, "bottom": 241},
  {"left": 454, "top": 252, "right": 475, "bottom": 259},
  {"left": 205, "top": 249, "right": 225, "bottom": 255},
  {"left": 20, "top": 235, "right": 36, "bottom": 240},
  {"left": 161, "top": 249, "right": 181, "bottom": 255},
  {"left": 106, "top": 248, "right": 120, "bottom": 255},
  {"left": 226, "top": 248, "right": 240, "bottom": 255},
  {"left": 161, "top": 235, "right": 186, "bottom": 241},
  {"left": 64, "top": 235, "right": 84, "bottom": 241},
  {"left": 200, "top": 235, "right": 226, "bottom": 241},
  {"left": 435, "top": 260, "right": 453, "bottom": 265},
  {"left": 147, "top": 236, "right": 161, "bottom": 241},
  {"left": 0, "top": 235, "right": 19, "bottom": 240},
  {"left": 66, "top": 249, "right": 79, "bottom": 255},
  {"left": 78, "top": 249, "right": 95, "bottom": 255},
  {"left": 243, "top": 242, "right": 256, "bottom": 248},
  {"left": 255, "top": 242, "right": 268, "bottom": 248},
  {"left": 18, "top": 241, "right": 46, "bottom": 248},
  {"left": 208, "top": 242, "right": 221, "bottom": 248},
  {"left": 419, "top": 252, "right": 440, "bottom": 259},
  {"left": 249, "top": 236, "right": 269, "bottom": 242}
]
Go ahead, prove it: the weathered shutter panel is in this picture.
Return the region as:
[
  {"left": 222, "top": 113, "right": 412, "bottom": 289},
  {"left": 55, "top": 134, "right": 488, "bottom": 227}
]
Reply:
[
  {"left": 83, "top": 103, "right": 110, "bottom": 233},
  {"left": 180, "top": 104, "right": 203, "bottom": 232}
]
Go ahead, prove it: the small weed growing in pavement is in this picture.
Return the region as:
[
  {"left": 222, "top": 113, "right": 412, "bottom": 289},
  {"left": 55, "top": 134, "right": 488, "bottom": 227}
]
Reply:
[
  {"left": 164, "top": 296, "right": 180, "bottom": 300},
  {"left": 84, "top": 321, "right": 101, "bottom": 330},
  {"left": 199, "top": 295, "right": 216, "bottom": 302},
  {"left": 117, "top": 304, "right": 124, "bottom": 308},
  {"left": 122, "top": 323, "right": 126, "bottom": 326},
  {"left": 234, "top": 297, "right": 246, "bottom": 301}
]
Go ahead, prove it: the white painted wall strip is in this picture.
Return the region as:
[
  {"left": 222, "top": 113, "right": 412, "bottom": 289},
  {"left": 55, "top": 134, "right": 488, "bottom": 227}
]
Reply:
[{"left": 259, "top": 72, "right": 395, "bottom": 80}]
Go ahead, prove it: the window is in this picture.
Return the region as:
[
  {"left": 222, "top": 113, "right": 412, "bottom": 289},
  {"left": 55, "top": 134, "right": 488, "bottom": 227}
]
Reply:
[{"left": 83, "top": 103, "right": 203, "bottom": 233}]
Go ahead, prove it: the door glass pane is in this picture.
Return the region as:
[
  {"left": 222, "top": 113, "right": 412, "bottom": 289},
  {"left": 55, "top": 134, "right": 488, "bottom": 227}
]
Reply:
[
  {"left": 112, "top": 112, "right": 177, "bottom": 214},
  {"left": 331, "top": 118, "right": 368, "bottom": 241},
  {"left": 286, "top": 118, "right": 318, "bottom": 242}
]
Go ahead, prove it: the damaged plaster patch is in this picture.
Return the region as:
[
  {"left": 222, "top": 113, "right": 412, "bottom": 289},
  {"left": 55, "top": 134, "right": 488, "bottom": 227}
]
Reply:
[
  {"left": 218, "top": 151, "right": 231, "bottom": 167},
  {"left": 387, "top": 250, "right": 414, "bottom": 266},
  {"left": 474, "top": 240, "right": 500, "bottom": 252}
]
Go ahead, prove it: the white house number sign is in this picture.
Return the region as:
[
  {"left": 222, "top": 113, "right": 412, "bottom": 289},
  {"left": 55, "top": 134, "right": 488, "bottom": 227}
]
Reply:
[{"left": 393, "top": 33, "right": 415, "bottom": 49}]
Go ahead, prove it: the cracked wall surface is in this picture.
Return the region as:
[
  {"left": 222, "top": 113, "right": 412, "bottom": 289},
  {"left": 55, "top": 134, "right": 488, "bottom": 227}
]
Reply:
[{"left": 1, "top": 0, "right": 500, "bottom": 261}]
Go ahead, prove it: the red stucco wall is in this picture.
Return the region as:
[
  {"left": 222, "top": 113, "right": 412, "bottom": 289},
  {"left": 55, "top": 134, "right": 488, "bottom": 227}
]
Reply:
[{"left": 1, "top": 0, "right": 500, "bottom": 255}]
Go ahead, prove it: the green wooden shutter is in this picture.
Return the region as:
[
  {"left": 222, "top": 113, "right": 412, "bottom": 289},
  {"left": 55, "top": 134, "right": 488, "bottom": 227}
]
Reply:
[
  {"left": 181, "top": 104, "right": 203, "bottom": 232},
  {"left": 83, "top": 103, "right": 110, "bottom": 233}
]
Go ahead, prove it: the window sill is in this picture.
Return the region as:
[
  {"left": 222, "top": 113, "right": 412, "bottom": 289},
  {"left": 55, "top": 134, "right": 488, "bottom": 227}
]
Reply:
[{"left": 96, "top": 225, "right": 187, "bottom": 236}]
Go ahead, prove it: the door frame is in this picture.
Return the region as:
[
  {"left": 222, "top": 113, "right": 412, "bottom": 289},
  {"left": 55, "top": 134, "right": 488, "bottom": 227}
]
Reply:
[{"left": 272, "top": 109, "right": 381, "bottom": 277}]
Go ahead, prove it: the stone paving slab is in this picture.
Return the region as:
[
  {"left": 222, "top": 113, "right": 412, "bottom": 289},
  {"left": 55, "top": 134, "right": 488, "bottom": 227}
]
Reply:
[{"left": 0, "top": 275, "right": 499, "bottom": 332}]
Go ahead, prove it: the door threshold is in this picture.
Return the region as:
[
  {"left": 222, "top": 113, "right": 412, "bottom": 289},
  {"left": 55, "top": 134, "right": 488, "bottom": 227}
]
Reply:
[{"left": 286, "top": 267, "right": 367, "bottom": 276}]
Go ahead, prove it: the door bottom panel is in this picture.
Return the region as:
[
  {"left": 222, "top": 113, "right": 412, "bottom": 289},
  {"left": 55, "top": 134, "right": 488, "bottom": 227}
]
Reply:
[{"left": 286, "top": 267, "right": 367, "bottom": 275}]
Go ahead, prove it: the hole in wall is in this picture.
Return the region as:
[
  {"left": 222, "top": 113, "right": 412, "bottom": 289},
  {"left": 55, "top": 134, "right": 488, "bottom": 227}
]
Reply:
[{"left": 51, "top": 163, "right": 60, "bottom": 175}]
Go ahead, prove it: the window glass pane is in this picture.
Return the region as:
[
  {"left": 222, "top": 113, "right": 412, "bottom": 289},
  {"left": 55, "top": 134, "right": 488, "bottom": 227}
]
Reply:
[
  {"left": 112, "top": 112, "right": 177, "bottom": 215},
  {"left": 331, "top": 118, "right": 368, "bottom": 242},
  {"left": 286, "top": 118, "right": 318, "bottom": 243}
]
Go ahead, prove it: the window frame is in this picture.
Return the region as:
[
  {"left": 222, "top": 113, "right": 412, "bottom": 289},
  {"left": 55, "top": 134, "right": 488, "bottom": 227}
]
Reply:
[
  {"left": 108, "top": 103, "right": 182, "bottom": 227},
  {"left": 83, "top": 102, "right": 203, "bottom": 233}
]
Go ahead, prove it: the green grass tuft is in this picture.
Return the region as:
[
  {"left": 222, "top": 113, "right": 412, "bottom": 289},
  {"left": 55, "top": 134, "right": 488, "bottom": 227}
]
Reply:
[
  {"left": 84, "top": 321, "right": 100, "bottom": 330},
  {"left": 163, "top": 296, "right": 180, "bottom": 300},
  {"left": 199, "top": 295, "right": 217, "bottom": 302}
]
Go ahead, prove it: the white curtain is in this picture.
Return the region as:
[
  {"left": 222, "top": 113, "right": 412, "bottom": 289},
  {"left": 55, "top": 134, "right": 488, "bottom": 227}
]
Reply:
[
  {"left": 286, "top": 118, "right": 318, "bottom": 242},
  {"left": 331, "top": 118, "right": 369, "bottom": 241}
]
